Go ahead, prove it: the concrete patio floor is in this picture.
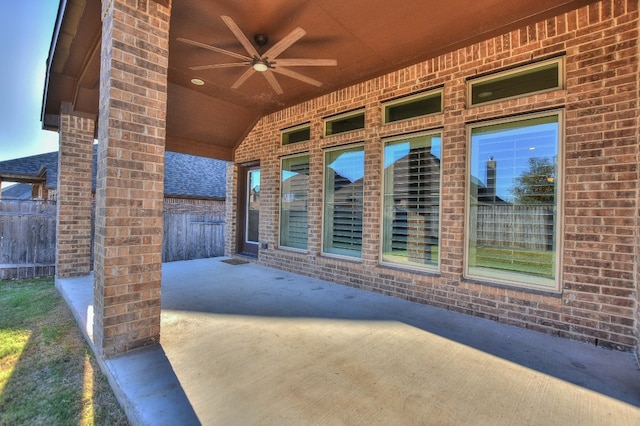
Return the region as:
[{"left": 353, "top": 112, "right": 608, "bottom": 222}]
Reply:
[{"left": 56, "top": 257, "right": 640, "bottom": 425}]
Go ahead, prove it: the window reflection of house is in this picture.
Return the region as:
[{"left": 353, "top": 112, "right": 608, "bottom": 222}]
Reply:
[{"left": 383, "top": 137, "right": 441, "bottom": 267}]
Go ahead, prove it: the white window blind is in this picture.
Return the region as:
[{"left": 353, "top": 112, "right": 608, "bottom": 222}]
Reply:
[
  {"left": 280, "top": 155, "right": 309, "bottom": 249},
  {"left": 323, "top": 146, "right": 364, "bottom": 257},
  {"left": 382, "top": 133, "right": 441, "bottom": 267}
]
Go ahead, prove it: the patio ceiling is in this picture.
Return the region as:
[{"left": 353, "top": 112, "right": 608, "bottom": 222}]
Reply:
[{"left": 41, "top": 0, "right": 594, "bottom": 161}]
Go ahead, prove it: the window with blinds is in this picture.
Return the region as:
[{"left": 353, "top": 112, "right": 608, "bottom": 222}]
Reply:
[
  {"left": 280, "top": 155, "right": 309, "bottom": 249},
  {"left": 323, "top": 145, "right": 364, "bottom": 258},
  {"left": 467, "top": 112, "right": 561, "bottom": 290},
  {"left": 382, "top": 133, "right": 441, "bottom": 268}
]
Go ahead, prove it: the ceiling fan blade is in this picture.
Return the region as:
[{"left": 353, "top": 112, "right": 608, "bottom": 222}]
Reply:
[
  {"left": 271, "top": 67, "right": 322, "bottom": 87},
  {"left": 263, "top": 27, "right": 306, "bottom": 59},
  {"left": 273, "top": 59, "right": 337, "bottom": 67},
  {"left": 263, "top": 71, "right": 284, "bottom": 95},
  {"left": 189, "top": 62, "right": 250, "bottom": 71},
  {"left": 177, "top": 37, "right": 251, "bottom": 61},
  {"left": 221, "top": 16, "right": 260, "bottom": 59},
  {"left": 231, "top": 67, "right": 255, "bottom": 89}
]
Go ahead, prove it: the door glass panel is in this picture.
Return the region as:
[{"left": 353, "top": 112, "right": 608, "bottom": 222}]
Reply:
[{"left": 246, "top": 169, "right": 260, "bottom": 243}]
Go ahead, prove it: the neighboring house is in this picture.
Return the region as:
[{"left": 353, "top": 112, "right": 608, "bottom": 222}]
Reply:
[
  {"left": 1, "top": 183, "right": 33, "bottom": 200},
  {"left": 0, "top": 149, "right": 228, "bottom": 278},
  {"left": 39, "top": 0, "right": 640, "bottom": 360},
  {"left": 0, "top": 151, "right": 58, "bottom": 200},
  {"left": 0, "top": 148, "right": 227, "bottom": 210}
]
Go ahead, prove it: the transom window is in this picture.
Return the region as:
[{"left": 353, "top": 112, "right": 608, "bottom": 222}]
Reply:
[
  {"left": 280, "top": 155, "right": 309, "bottom": 250},
  {"left": 324, "top": 109, "right": 365, "bottom": 136},
  {"left": 323, "top": 145, "right": 364, "bottom": 258},
  {"left": 383, "top": 89, "right": 443, "bottom": 124},
  {"left": 466, "top": 111, "right": 562, "bottom": 290},
  {"left": 281, "top": 123, "right": 311, "bottom": 145},
  {"left": 468, "top": 57, "right": 563, "bottom": 106},
  {"left": 382, "top": 132, "right": 442, "bottom": 269}
]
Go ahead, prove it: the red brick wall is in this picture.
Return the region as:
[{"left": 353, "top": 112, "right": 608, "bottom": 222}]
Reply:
[
  {"left": 230, "top": 0, "right": 639, "bottom": 351},
  {"left": 94, "top": 0, "right": 171, "bottom": 357},
  {"left": 57, "top": 104, "right": 95, "bottom": 278}
]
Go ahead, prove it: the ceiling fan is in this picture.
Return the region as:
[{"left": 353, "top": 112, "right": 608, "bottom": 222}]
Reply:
[{"left": 178, "top": 15, "right": 337, "bottom": 95}]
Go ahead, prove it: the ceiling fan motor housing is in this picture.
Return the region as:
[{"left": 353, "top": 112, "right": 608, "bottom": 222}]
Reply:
[{"left": 254, "top": 34, "right": 268, "bottom": 47}]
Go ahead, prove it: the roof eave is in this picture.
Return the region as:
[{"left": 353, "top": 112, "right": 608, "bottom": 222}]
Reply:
[{"left": 41, "top": 0, "right": 68, "bottom": 130}]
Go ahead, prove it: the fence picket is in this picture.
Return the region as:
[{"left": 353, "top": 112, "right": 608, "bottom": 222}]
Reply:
[{"left": 0, "top": 200, "right": 225, "bottom": 279}]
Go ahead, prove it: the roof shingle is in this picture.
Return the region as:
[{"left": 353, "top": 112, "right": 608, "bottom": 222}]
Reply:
[{"left": 0, "top": 147, "right": 227, "bottom": 200}]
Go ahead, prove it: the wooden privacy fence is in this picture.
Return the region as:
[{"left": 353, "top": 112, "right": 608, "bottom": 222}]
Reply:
[
  {"left": 162, "top": 213, "right": 225, "bottom": 262},
  {"left": 474, "top": 204, "right": 554, "bottom": 250},
  {"left": 0, "top": 200, "right": 225, "bottom": 280},
  {"left": 0, "top": 200, "right": 57, "bottom": 280}
]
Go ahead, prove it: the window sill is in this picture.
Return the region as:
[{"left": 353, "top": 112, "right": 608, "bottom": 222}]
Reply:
[
  {"left": 376, "top": 262, "right": 441, "bottom": 278},
  {"left": 462, "top": 273, "right": 562, "bottom": 297}
]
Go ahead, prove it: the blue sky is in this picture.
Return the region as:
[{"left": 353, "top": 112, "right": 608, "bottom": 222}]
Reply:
[{"left": 0, "top": 0, "right": 60, "bottom": 163}]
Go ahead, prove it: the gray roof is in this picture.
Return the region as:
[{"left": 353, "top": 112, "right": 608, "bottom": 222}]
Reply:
[
  {"left": 164, "top": 151, "right": 226, "bottom": 199},
  {"left": 0, "top": 147, "right": 227, "bottom": 200},
  {"left": 1, "top": 183, "right": 33, "bottom": 200},
  {"left": 0, "top": 151, "right": 59, "bottom": 189}
]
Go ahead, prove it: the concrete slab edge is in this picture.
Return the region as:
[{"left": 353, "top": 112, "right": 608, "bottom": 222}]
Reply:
[
  {"left": 54, "top": 277, "right": 192, "bottom": 426},
  {"left": 55, "top": 277, "right": 143, "bottom": 425}
]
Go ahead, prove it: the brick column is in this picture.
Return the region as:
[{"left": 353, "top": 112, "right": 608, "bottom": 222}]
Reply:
[
  {"left": 57, "top": 103, "right": 95, "bottom": 278},
  {"left": 94, "top": 0, "right": 172, "bottom": 358},
  {"left": 225, "top": 162, "right": 238, "bottom": 256}
]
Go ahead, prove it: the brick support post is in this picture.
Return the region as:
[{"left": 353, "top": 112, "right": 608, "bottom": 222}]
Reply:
[
  {"left": 225, "top": 162, "right": 238, "bottom": 256},
  {"left": 56, "top": 103, "right": 95, "bottom": 278},
  {"left": 94, "top": 0, "right": 172, "bottom": 358}
]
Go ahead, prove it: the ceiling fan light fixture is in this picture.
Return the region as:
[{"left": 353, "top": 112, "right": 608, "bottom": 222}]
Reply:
[
  {"left": 253, "top": 61, "right": 269, "bottom": 72},
  {"left": 179, "top": 16, "right": 337, "bottom": 94}
]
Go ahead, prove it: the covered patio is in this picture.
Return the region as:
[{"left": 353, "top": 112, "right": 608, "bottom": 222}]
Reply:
[{"left": 56, "top": 257, "right": 640, "bottom": 425}]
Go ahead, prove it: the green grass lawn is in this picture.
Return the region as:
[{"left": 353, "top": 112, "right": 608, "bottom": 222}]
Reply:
[
  {"left": 383, "top": 244, "right": 554, "bottom": 280},
  {"left": 0, "top": 278, "right": 129, "bottom": 425},
  {"left": 473, "top": 246, "right": 554, "bottom": 278}
]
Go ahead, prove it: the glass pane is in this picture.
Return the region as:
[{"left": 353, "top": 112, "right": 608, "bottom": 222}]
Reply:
[
  {"left": 282, "top": 126, "right": 310, "bottom": 145},
  {"left": 246, "top": 169, "right": 260, "bottom": 243},
  {"left": 323, "top": 146, "right": 364, "bottom": 257},
  {"left": 470, "top": 60, "right": 560, "bottom": 106},
  {"left": 468, "top": 114, "right": 559, "bottom": 287},
  {"left": 382, "top": 133, "right": 441, "bottom": 267},
  {"left": 325, "top": 112, "right": 365, "bottom": 136},
  {"left": 385, "top": 92, "right": 442, "bottom": 123},
  {"left": 280, "top": 156, "right": 309, "bottom": 249}
]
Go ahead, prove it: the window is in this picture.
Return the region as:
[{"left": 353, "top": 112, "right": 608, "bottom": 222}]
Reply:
[
  {"left": 382, "top": 132, "right": 442, "bottom": 268},
  {"left": 282, "top": 123, "right": 310, "bottom": 145},
  {"left": 466, "top": 112, "right": 561, "bottom": 290},
  {"left": 323, "top": 145, "right": 364, "bottom": 258},
  {"left": 383, "top": 89, "right": 443, "bottom": 124},
  {"left": 468, "top": 58, "right": 563, "bottom": 106},
  {"left": 325, "top": 109, "right": 365, "bottom": 136},
  {"left": 280, "top": 155, "right": 309, "bottom": 250}
]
